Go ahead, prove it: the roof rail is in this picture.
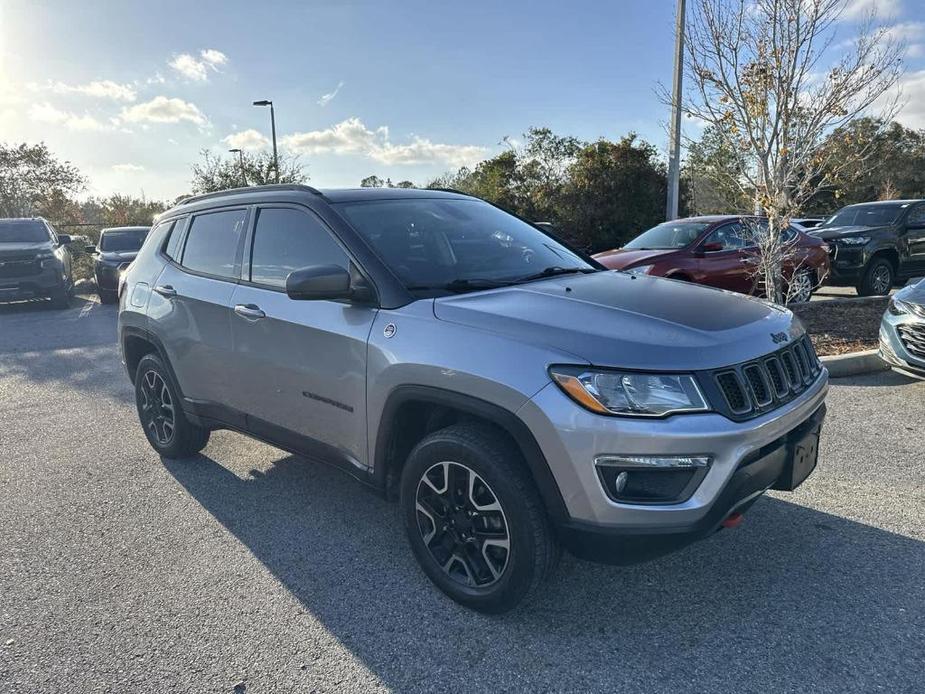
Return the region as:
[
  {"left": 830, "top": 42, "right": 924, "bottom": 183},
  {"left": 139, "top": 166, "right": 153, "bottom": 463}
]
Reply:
[
  {"left": 176, "top": 184, "right": 326, "bottom": 207},
  {"left": 426, "top": 187, "right": 472, "bottom": 197}
]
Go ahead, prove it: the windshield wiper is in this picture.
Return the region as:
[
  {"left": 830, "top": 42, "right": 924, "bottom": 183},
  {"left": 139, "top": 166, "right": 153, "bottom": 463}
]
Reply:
[
  {"left": 514, "top": 266, "right": 596, "bottom": 283},
  {"left": 405, "top": 278, "right": 516, "bottom": 293}
]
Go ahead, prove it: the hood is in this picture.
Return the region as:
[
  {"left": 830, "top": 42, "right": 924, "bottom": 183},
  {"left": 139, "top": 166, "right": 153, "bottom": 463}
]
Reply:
[
  {"left": 896, "top": 277, "right": 925, "bottom": 306},
  {"left": 593, "top": 248, "right": 679, "bottom": 270},
  {"left": 99, "top": 250, "right": 139, "bottom": 262},
  {"left": 810, "top": 225, "right": 886, "bottom": 239},
  {"left": 433, "top": 271, "right": 800, "bottom": 371},
  {"left": 0, "top": 241, "right": 54, "bottom": 259}
]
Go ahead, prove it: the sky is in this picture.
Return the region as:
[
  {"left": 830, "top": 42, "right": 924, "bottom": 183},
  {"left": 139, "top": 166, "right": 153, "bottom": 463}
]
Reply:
[{"left": 1, "top": 0, "right": 923, "bottom": 201}]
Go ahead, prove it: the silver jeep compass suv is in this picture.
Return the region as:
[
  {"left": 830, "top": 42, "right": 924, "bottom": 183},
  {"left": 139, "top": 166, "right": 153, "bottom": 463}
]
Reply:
[{"left": 119, "top": 185, "right": 828, "bottom": 613}]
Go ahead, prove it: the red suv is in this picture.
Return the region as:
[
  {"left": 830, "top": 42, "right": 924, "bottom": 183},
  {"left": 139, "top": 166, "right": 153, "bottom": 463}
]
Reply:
[{"left": 594, "top": 216, "right": 830, "bottom": 303}]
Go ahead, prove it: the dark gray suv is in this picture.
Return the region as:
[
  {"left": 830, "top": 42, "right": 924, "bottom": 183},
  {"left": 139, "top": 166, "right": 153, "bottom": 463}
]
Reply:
[
  {"left": 119, "top": 185, "right": 828, "bottom": 612},
  {"left": 0, "top": 217, "right": 74, "bottom": 308}
]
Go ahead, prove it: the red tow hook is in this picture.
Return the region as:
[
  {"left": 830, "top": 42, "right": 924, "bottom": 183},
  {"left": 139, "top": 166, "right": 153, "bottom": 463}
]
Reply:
[{"left": 721, "top": 512, "right": 743, "bottom": 529}]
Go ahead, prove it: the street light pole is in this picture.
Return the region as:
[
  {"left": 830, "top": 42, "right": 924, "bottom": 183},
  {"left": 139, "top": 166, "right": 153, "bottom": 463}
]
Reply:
[
  {"left": 228, "top": 148, "right": 246, "bottom": 187},
  {"left": 252, "top": 99, "right": 279, "bottom": 184},
  {"left": 666, "top": 0, "right": 686, "bottom": 221}
]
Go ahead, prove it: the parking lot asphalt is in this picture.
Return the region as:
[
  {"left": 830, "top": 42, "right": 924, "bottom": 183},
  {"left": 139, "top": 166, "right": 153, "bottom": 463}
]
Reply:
[{"left": 1, "top": 297, "right": 923, "bottom": 693}]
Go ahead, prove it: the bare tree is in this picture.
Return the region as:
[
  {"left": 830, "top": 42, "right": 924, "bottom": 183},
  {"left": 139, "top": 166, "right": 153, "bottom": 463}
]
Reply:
[{"left": 680, "top": 0, "right": 904, "bottom": 303}]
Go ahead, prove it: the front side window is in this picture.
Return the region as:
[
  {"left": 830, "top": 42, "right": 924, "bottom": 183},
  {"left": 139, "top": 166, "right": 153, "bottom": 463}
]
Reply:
[
  {"left": 0, "top": 220, "right": 51, "bottom": 244},
  {"left": 906, "top": 205, "right": 925, "bottom": 226},
  {"left": 249, "top": 207, "right": 348, "bottom": 288},
  {"left": 181, "top": 209, "right": 247, "bottom": 279},
  {"left": 336, "top": 198, "right": 593, "bottom": 292},
  {"left": 704, "top": 223, "right": 748, "bottom": 250},
  {"left": 624, "top": 221, "right": 711, "bottom": 250}
]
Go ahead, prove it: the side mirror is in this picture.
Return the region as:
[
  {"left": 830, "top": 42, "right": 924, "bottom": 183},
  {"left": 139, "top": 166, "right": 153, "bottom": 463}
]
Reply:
[
  {"left": 57, "top": 234, "right": 72, "bottom": 245},
  {"left": 286, "top": 265, "right": 352, "bottom": 301},
  {"left": 85, "top": 245, "right": 97, "bottom": 254}
]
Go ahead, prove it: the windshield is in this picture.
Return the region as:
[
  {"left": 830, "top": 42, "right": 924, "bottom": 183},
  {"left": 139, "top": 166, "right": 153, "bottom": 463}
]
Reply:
[
  {"left": 0, "top": 220, "right": 51, "bottom": 244},
  {"left": 623, "top": 221, "right": 710, "bottom": 250},
  {"left": 100, "top": 227, "right": 148, "bottom": 252},
  {"left": 336, "top": 198, "right": 595, "bottom": 292},
  {"left": 822, "top": 204, "right": 906, "bottom": 228}
]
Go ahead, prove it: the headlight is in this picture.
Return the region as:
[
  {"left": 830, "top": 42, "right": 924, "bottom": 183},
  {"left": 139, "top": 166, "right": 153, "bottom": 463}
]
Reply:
[
  {"left": 36, "top": 252, "right": 57, "bottom": 268},
  {"left": 549, "top": 366, "right": 709, "bottom": 417},
  {"left": 836, "top": 236, "right": 870, "bottom": 246},
  {"left": 629, "top": 264, "right": 654, "bottom": 275},
  {"left": 888, "top": 298, "right": 913, "bottom": 316}
]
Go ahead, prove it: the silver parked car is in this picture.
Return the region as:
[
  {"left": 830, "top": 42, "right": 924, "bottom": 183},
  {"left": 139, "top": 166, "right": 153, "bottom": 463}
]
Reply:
[
  {"left": 880, "top": 278, "right": 925, "bottom": 377},
  {"left": 118, "top": 185, "right": 829, "bottom": 612}
]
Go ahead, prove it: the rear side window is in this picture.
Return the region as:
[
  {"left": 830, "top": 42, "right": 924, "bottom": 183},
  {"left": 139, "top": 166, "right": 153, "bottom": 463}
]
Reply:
[
  {"left": 907, "top": 205, "right": 925, "bottom": 226},
  {"left": 181, "top": 209, "right": 247, "bottom": 279},
  {"left": 249, "top": 207, "right": 348, "bottom": 288},
  {"left": 162, "top": 220, "right": 181, "bottom": 260}
]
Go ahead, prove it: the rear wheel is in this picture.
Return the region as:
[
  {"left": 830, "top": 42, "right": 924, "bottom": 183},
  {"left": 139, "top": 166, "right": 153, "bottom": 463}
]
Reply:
[
  {"left": 134, "top": 353, "right": 210, "bottom": 458},
  {"left": 400, "top": 423, "right": 559, "bottom": 613},
  {"left": 857, "top": 258, "right": 894, "bottom": 296},
  {"left": 49, "top": 288, "right": 71, "bottom": 309}
]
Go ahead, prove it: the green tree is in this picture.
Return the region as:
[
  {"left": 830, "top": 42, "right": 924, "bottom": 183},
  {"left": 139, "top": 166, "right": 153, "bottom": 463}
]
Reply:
[
  {"left": 561, "top": 135, "right": 669, "bottom": 251},
  {"left": 684, "top": 124, "right": 751, "bottom": 214},
  {"left": 0, "top": 142, "right": 86, "bottom": 217},
  {"left": 360, "top": 175, "right": 385, "bottom": 187},
  {"left": 190, "top": 149, "right": 307, "bottom": 194}
]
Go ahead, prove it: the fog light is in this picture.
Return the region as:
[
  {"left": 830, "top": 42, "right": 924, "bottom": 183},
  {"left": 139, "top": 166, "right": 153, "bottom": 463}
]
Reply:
[{"left": 595, "top": 455, "right": 711, "bottom": 504}]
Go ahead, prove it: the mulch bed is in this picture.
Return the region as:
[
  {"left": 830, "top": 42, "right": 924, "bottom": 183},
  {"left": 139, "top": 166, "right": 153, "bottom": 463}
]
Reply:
[{"left": 791, "top": 297, "right": 889, "bottom": 356}]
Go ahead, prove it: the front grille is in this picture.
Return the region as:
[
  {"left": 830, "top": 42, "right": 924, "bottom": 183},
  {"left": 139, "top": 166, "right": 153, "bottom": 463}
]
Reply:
[
  {"left": 898, "top": 323, "right": 925, "bottom": 359},
  {"left": 0, "top": 259, "right": 40, "bottom": 279},
  {"left": 704, "top": 335, "right": 822, "bottom": 421}
]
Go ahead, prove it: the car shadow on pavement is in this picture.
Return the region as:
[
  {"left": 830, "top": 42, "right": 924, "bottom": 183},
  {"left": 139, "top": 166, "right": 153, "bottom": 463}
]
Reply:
[
  {"left": 830, "top": 369, "right": 921, "bottom": 388},
  {"left": 163, "top": 450, "right": 924, "bottom": 692}
]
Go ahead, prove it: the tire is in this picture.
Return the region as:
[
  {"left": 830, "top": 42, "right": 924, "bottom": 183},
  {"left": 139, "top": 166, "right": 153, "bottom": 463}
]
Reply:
[
  {"left": 400, "top": 422, "right": 559, "bottom": 613},
  {"left": 98, "top": 289, "right": 118, "bottom": 304},
  {"left": 49, "top": 287, "right": 71, "bottom": 309},
  {"left": 856, "top": 258, "right": 894, "bottom": 296},
  {"left": 134, "top": 353, "right": 210, "bottom": 458}
]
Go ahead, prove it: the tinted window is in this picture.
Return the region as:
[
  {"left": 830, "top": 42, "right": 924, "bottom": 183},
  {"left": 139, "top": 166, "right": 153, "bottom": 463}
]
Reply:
[
  {"left": 907, "top": 205, "right": 925, "bottom": 226},
  {"left": 163, "top": 220, "right": 182, "bottom": 260},
  {"left": 181, "top": 209, "right": 247, "bottom": 278},
  {"left": 624, "top": 221, "right": 710, "bottom": 250},
  {"left": 250, "top": 207, "right": 348, "bottom": 287},
  {"left": 0, "top": 220, "right": 51, "bottom": 243},
  {"left": 337, "top": 198, "right": 592, "bottom": 290},
  {"left": 100, "top": 227, "right": 149, "bottom": 252}
]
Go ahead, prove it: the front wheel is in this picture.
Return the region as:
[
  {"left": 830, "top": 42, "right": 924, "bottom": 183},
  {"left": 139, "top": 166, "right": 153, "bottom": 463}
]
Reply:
[
  {"left": 98, "top": 289, "right": 118, "bottom": 304},
  {"left": 400, "top": 423, "right": 559, "bottom": 613},
  {"left": 787, "top": 270, "right": 814, "bottom": 304},
  {"left": 49, "top": 287, "right": 71, "bottom": 309},
  {"left": 857, "top": 258, "right": 894, "bottom": 296},
  {"left": 134, "top": 353, "right": 210, "bottom": 458}
]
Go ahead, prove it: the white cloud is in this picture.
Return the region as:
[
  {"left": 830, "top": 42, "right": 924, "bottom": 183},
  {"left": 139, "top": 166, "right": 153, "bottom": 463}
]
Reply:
[
  {"left": 318, "top": 81, "right": 345, "bottom": 107},
  {"left": 893, "top": 70, "right": 925, "bottom": 129},
  {"left": 168, "top": 49, "right": 228, "bottom": 81},
  {"left": 29, "top": 79, "right": 137, "bottom": 102},
  {"left": 222, "top": 128, "right": 270, "bottom": 149},
  {"left": 119, "top": 96, "right": 208, "bottom": 126},
  {"left": 282, "top": 117, "right": 487, "bottom": 166},
  {"left": 29, "top": 102, "right": 106, "bottom": 131},
  {"left": 842, "top": 0, "right": 901, "bottom": 20},
  {"left": 112, "top": 163, "right": 145, "bottom": 172}
]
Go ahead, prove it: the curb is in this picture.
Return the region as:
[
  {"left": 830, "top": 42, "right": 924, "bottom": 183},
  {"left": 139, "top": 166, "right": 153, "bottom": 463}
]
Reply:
[{"left": 820, "top": 349, "right": 890, "bottom": 378}]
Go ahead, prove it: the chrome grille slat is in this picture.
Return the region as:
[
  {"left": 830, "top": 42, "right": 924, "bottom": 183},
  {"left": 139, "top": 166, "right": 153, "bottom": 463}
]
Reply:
[{"left": 898, "top": 324, "right": 925, "bottom": 358}]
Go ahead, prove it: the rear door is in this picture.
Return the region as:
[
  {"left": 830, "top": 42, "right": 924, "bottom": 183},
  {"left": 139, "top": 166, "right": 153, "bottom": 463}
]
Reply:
[
  {"left": 151, "top": 207, "right": 248, "bottom": 409},
  {"left": 227, "top": 205, "right": 377, "bottom": 467},
  {"left": 695, "top": 222, "right": 754, "bottom": 294}
]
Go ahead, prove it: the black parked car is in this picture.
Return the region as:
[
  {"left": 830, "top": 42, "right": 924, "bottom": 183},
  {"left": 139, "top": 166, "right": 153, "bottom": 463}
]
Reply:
[
  {"left": 0, "top": 217, "right": 74, "bottom": 308},
  {"left": 87, "top": 226, "right": 149, "bottom": 303},
  {"left": 810, "top": 200, "right": 925, "bottom": 295}
]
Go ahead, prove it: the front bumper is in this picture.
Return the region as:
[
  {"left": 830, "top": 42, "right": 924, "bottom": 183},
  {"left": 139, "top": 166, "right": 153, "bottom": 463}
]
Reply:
[
  {"left": 825, "top": 245, "right": 867, "bottom": 284},
  {"left": 517, "top": 367, "right": 828, "bottom": 561},
  {"left": 0, "top": 265, "right": 67, "bottom": 302},
  {"left": 879, "top": 310, "right": 925, "bottom": 376}
]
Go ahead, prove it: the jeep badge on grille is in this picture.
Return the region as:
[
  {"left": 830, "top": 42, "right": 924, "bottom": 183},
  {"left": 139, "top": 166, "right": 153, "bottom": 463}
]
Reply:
[{"left": 771, "top": 332, "right": 789, "bottom": 344}]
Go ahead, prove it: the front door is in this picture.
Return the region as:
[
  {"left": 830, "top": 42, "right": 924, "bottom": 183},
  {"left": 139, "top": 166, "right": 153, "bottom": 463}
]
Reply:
[
  {"left": 696, "top": 222, "right": 754, "bottom": 294},
  {"left": 228, "top": 205, "right": 377, "bottom": 468}
]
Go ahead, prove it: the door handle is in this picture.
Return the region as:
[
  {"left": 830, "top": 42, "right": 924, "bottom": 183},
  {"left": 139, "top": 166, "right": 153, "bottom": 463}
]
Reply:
[
  {"left": 154, "top": 284, "right": 177, "bottom": 297},
  {"left": 234, "top": 303, "right": 266, "bottom": 320}
]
